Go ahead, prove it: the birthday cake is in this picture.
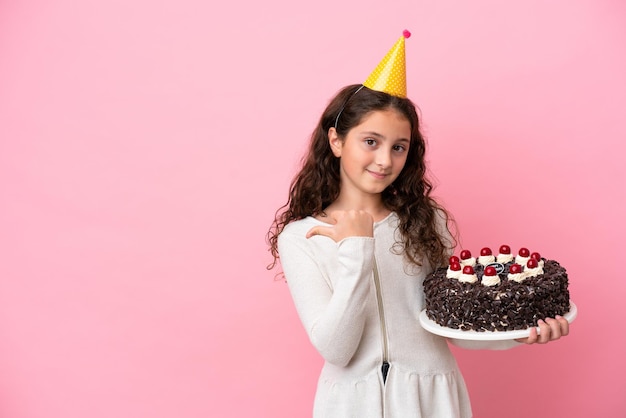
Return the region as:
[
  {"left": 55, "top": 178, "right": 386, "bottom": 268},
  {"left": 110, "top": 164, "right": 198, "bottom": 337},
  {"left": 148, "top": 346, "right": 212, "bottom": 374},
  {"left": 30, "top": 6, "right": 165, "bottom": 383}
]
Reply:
[{"left": 423, "top": 245, "right": 570, "bottom": 332}]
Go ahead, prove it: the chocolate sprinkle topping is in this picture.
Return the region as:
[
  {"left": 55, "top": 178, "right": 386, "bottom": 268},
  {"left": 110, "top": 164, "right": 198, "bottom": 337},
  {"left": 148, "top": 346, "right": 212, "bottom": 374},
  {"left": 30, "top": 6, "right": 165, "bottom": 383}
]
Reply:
[{"left": 423, "top": 259, "right": 570, "bottom": 332}]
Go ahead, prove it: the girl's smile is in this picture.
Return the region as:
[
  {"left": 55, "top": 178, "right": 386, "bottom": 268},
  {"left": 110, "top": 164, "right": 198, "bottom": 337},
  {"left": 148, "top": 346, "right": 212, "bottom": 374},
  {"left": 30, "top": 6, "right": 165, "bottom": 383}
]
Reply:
[{"left": 366, "top": 170, "right": 389, "bottom": 180}]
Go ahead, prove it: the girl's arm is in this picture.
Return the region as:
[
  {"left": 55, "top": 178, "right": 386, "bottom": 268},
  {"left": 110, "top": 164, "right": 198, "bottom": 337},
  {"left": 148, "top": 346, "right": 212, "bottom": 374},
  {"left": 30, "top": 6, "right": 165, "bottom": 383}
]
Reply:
[{"left": 278, "top": 231, "right": 374, "bottom": 366}]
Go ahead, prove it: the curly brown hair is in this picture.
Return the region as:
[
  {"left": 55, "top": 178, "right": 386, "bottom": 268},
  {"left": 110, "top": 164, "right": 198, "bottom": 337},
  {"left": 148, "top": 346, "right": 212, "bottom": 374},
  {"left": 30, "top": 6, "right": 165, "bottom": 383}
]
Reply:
[{"left": 267, "top": 84, "right": 456, "bottom": 270}]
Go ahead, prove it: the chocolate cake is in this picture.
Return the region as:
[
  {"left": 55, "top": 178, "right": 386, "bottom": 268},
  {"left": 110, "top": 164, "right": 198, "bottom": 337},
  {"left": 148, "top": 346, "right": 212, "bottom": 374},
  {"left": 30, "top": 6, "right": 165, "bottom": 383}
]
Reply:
[{"left": 423, "top": 246, "right": 570, "bottom": 332}]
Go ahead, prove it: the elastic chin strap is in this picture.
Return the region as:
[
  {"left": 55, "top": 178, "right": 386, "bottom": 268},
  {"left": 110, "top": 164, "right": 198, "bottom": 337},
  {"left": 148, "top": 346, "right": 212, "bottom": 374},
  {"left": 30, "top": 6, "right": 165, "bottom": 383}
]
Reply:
[{"left": 334, "top": 85, "right": 365, "bottom": 129}]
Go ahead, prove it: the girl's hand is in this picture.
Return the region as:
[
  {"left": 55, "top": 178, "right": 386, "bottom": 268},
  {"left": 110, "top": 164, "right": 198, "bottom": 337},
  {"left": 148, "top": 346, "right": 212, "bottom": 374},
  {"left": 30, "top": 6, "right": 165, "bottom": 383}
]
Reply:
[
  {"left": 516, "top": 316, "right": 569, "bottom": 344},
  {"left": 306, "top": 210, "right": 374, "bottom": 242}
]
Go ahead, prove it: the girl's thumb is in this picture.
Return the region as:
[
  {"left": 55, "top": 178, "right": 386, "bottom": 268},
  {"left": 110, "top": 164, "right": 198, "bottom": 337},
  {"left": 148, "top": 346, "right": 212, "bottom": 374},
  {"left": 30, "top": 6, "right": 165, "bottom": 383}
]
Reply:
[{"left": 306, "top": 226, "right": 332, "bottom": 239}]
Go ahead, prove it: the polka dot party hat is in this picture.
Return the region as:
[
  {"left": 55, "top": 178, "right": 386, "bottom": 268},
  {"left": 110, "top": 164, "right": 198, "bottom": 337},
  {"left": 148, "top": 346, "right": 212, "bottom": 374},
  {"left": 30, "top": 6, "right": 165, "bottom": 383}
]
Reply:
[{"left": 363, "top": 30, "right": 410, "bottom": 98}]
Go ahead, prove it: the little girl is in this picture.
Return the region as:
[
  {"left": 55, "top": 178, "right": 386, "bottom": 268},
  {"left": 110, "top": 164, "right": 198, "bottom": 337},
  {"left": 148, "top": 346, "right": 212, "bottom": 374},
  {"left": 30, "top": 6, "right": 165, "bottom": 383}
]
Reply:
[{"left": 267, "top": 33, "right": 568, "bottom": 418}]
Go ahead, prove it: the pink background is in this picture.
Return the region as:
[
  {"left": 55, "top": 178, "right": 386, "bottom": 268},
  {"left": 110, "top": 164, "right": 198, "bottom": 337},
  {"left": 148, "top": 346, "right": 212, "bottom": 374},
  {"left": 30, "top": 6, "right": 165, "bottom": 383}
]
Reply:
[{"left": 1, "top": 0, "right": 625, "bottom": 417}]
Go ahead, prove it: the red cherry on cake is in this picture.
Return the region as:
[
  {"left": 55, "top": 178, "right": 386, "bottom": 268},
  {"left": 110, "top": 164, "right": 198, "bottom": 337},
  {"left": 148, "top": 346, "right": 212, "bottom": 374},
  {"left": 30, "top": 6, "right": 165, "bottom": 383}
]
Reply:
[
  {"left": 480, "top": 247, "right": 492, "bottom": 256},
  {"left": 484, "top": 266, "right": 497, "bottom": 276},
  {"left": 462, "top": 265, "right": 475, "bottom": 274},
  {"left": 527, "top": 259, "right": 538, "bottom": 269},
  {"left": 499, "top": 245, "right": 511, "bottom": 254},
  {"left": 530, "top": 252, "right": 541, "bottom": 261},
  {"left": 509, "top": 263, "right": 522, "bottom": 274},
  {"left": 518, "top": 247, "right": 530, "bottom": 257},
  {"left": 449, "top": 255, "right": 460, "bottom": 265},
  {"left": 450, "top": 262, "right": 462, "bottom": 271},
  {"left": 460, "top": 250, "right": 472, "bottom": 260}
]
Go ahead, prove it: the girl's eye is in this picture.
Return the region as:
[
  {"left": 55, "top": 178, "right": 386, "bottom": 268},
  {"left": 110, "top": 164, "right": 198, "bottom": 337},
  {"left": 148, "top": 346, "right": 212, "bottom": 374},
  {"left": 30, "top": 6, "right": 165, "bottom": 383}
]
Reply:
[
  {"left": 393, "top": 144, "right": 407, "bottom": 152},
  {"left": 365, "top": 138, "right": 377, "bottom": 146}
]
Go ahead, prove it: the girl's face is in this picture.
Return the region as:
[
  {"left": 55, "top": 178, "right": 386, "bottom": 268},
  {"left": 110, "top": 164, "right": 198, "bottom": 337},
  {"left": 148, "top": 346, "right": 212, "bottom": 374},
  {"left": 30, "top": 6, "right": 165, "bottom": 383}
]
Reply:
[{"left": 329, "top": 109, "right": 411, "bottom": 199}]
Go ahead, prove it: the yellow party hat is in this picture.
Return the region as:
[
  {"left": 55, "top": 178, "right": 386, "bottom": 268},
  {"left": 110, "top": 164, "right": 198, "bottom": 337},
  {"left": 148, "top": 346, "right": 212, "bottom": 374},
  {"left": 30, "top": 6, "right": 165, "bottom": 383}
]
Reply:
[{"left": 363, "top": 30, "right": 410, "bottom": 98}]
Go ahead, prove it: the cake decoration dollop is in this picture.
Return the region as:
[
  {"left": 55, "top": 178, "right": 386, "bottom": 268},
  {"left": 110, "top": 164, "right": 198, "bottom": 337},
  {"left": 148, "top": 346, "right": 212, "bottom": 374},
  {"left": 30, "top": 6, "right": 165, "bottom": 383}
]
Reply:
[
  {"left": 524, "top": 258, "right": 544, "bottom": 278},
  {"left": 446, "top": 261, "right": 463, "bottom": 279},
  {"left": 507, "top": 263, "right": 525, "bottom": 282},
  {"left": 515, "top": 247, "right": 531, "bottom": 266},
  {"left": 496, "top": 244, "right": 514, "bottom": 263},
  {"left": 530, "top": 252, "right": 545, "bottom": 268},
  {"left": 459, "top": 249, "right": 475, "bottom": 266},
  {"left": 481, "top": 265, "right": 501, "bottom": 286},
  {"left": 458, "top": 265, "right": 478, "bottom": 283},
  {"left": 477, "top": 247, "right": 496, "bottom": 266}
]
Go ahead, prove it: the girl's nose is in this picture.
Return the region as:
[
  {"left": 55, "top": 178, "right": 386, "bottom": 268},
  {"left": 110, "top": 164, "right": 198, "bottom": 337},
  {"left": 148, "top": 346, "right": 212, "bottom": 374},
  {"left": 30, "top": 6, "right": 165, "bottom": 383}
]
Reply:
[{"left": 376, "top": 150, "right": 392, "bottom": 168}]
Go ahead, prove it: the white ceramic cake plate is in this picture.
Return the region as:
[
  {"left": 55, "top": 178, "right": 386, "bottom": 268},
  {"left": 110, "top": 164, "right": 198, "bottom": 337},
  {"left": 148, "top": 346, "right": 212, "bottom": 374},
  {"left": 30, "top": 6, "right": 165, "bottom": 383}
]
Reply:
[{"left": 419, "top": 301, "right": 577, "bottom": 341}]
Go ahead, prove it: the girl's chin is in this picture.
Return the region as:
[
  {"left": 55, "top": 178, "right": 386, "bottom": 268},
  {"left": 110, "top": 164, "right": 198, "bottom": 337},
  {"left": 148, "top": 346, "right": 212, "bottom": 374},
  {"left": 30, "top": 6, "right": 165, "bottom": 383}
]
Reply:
[{"left": 362, "top": 185, "right": 391, "bottom": 195}]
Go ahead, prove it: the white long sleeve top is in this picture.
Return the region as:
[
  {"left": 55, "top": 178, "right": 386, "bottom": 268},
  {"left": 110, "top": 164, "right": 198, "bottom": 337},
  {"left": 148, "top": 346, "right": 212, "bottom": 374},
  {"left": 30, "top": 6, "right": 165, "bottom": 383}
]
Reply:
[{"left": 278, "top": 212, "right": 518, "bottom": 418}]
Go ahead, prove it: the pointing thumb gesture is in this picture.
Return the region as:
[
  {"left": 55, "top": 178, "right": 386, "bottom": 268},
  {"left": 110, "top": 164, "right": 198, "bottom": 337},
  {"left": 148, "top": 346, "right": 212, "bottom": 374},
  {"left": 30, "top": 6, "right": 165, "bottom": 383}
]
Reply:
[{"left": 306, "top": 210, "right": 374, "bottom": 242}]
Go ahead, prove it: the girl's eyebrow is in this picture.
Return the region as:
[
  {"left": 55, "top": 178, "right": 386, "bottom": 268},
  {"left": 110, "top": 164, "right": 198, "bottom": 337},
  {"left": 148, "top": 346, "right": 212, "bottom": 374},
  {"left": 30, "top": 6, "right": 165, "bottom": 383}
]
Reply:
[{"left": 359, "top": 131, "right": 385, "bottom": 139}]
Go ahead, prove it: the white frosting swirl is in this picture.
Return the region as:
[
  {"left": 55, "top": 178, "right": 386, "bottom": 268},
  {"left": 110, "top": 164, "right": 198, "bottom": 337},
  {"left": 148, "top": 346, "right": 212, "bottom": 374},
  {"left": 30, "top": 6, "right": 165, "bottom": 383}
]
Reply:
[
  {"left": 477, "top": 255, "right": 496, "bottom": 266},
  {"left": 459, "top": 272, "right": 478, "bottom": 283},
  {"left": 524, "top": 265, "right": 544, "bottom": 278},
  {"left": 515, "top": 255, "right": 529, "bottom": 266},
  {"left": 481, "top": 274, "right": 501, "bottom": 286},
  {"left": 446, "top": 267, "right": 462, "bottom": 279},
  {"left": 507, "top": 272, "right": 525, "bottom": 282},
  {"left": 496, "top": 253, "right": 514, "bottom": 263},
  {"left": 460, "top": 257, "right": 476, "bottom": 266}
]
